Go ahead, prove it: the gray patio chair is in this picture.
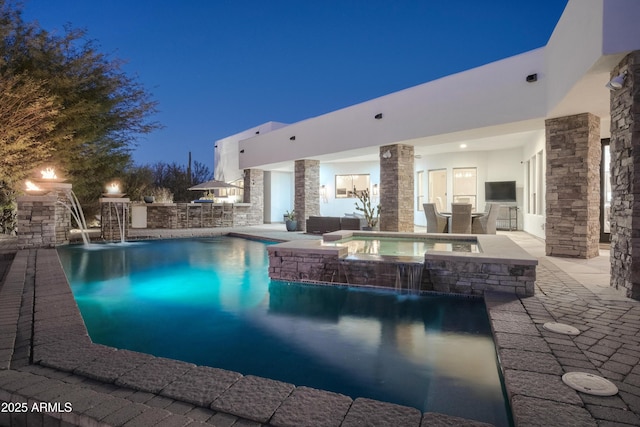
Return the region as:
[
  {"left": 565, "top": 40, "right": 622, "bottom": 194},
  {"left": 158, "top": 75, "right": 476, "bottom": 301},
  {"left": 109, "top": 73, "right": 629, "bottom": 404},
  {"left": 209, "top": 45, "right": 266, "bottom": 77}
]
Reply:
[
  {"left": 472, "top": 203, "right": 501, "bottom": 234},
  {"left": 423, "top": 203, "right": 448, "bottom": 233},
  {"left": 450, "top": 203, "right": 472, "bottom": 234}
]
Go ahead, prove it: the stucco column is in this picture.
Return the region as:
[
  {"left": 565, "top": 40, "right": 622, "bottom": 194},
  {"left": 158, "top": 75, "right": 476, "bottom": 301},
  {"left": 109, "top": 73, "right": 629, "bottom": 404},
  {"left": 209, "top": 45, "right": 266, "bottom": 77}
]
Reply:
[
  {"left": 609, "top": 51, "right": 640, "bottom": 299},
  {"left": 294, "top": 159, "right": 320, "bottom": 231},
  {"left": 243, "top": 168, "right": 264, "bottom": 225},
  {"left": 545, "top": 113, "right": 601, "bottom": 259},
  {"left": 379, "top": 144, "right": 414, "bottom": 232}
]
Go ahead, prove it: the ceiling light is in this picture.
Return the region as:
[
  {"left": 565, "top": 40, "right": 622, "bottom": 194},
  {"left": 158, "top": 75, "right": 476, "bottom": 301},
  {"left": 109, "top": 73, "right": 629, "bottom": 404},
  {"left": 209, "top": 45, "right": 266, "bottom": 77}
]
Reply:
[{"left": 460, "top": 144, "right": 467, "bottom": 149}]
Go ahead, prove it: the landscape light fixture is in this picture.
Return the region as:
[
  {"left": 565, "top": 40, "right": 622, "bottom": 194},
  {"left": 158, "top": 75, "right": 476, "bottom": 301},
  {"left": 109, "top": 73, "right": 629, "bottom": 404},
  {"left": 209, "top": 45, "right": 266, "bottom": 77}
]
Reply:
[
  {"left": 606, "top": 71, "right": 627, "bottom": 90},
  {"left": 290, "top": 136, "right": 296, "bottom": 141},
  {"left": 374, "top": 113, "right": 383, "bottom": 119}
]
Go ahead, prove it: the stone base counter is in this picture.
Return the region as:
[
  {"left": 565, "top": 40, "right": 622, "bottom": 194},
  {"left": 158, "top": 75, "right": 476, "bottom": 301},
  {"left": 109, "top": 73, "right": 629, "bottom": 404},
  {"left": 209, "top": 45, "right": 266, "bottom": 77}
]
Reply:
[
  {"left": 268, "top": 231, "right": 538, "bottom": 297},
  {"left": 137, "top": 202, "right": 254, "bottom": 229}
]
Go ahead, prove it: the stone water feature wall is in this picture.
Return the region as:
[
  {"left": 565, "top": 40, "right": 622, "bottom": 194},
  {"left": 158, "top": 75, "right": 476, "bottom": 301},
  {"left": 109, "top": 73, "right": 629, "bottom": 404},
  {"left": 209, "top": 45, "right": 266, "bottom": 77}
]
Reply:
[
  {"left": 268, "top": 234, "right": 537, "bottom": 297},
  {"left": 16, "top": 195, "right": 57, "bottom": 249},
  {"left": 609, "top": 51, "right": 640, "bottom": 299},
  {"left": 100, "top": 198, "right": 129, "bottom": 242},
  {"left": 545, "top": 113, "right": 601, "bottom": 259},
  {"left": 268, "top": 247, "right": 343, "bottom": 284},
  {"left": 423, "top": 257, "right": 536, "bottom": 297}
]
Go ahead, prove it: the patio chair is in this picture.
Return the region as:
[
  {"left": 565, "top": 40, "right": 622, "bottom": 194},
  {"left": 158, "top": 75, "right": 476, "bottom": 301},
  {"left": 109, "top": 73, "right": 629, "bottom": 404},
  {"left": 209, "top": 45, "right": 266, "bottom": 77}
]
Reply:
[
  {"left": 472, "top": 203, "right": 500, "bottom": 234},
  {"left": 450, "top": 203, "right": 472, "bottom": 234},
  {"left": 423, "top": 203, "right": 448, "bottom": 233}
]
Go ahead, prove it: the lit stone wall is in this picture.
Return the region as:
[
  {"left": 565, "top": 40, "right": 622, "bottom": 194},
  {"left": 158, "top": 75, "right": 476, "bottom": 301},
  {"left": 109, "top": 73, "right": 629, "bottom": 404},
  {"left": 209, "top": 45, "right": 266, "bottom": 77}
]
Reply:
[
  {"left": 545, "top": 113, "right": 601, "bottom": 258},
  {"left": 294, "top": 160, "right": 320, "bottom": 232},
  {"left": 380, "top": 144, "right": 414, "bottom": 232},
  {"left": 16, "top": 195, "right": 57, "bottom": 249},
  {"left": 100, "top": 199, "right": 130, "bottom": 242},
  {"left": 609, "top": 51, "right": 640, "bottom": 299},
  {"left": 144, "top": 203, "right": 253, "bottom": 229}
]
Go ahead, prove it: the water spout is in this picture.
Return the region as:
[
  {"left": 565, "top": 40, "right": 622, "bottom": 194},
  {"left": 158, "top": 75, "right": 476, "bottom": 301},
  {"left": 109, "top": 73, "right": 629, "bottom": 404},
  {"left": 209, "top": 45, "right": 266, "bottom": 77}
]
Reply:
[{"left": 56, "top": 189, "right": 90, "bottom": 245}]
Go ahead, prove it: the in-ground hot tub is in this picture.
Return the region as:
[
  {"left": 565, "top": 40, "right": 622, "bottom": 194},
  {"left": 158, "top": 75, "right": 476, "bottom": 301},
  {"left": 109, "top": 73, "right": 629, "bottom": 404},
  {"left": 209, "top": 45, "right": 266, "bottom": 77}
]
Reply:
[{"left": 267, "top": 230, "right": 537, "bottom": 296}]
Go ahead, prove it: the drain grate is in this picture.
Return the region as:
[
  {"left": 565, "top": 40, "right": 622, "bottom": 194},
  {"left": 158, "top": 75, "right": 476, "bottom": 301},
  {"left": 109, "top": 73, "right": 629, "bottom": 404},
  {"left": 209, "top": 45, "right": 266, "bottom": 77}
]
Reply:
[{"left": 562, "top": 372, "right": 618, "bottom": 396}]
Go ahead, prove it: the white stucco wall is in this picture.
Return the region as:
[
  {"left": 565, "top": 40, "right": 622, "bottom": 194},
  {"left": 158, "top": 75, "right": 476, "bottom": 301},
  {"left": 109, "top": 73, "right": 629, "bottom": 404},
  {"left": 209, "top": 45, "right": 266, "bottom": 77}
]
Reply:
[
  {"left": 414, "top": 148, "right": 523, "bottom": 227},
  {"left": 319, "top": 162, "right": 380, "bottom": 217},
  {"left": 265, "top": 170, "right": 294, "bottom": 223}
]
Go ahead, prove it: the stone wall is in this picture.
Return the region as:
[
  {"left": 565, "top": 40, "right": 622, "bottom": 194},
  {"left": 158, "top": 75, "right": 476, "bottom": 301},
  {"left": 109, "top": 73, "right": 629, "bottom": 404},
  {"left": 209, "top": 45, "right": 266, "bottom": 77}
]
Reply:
[
  {"left": 16, "top": 195, "right": 57, "bottom": 249},
  {"left": 100, "top": 199, "right": 129, "bottom": 242},
  {"left": 423, "top": 258, "right": 536, "bottom": 297},
  {"left": 380, "top": 144, "right": 414, "bottom": 232},
  {"left": 145, "top": 203, "right": 253, "bottom": 229},
  {"left": 268, "top": 248, "right": 343, "bottom": 283},
  {"left": 294, "top": 160, "right": 320, "bottom": 232},
  {"left": 545, "top": 113, "right": 601, "bottom": 258},
  {"left": 244, "top": 168, "right": 264, "bottom": 225},
  {"left": 609, "top": 51, "right": 640, "bottom": 299}
]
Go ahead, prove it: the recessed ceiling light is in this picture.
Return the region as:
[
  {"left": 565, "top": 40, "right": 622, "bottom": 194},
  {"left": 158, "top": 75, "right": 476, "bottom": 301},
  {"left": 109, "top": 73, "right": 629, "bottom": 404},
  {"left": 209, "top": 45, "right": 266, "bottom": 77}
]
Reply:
[{"left": 460, "top": 144, "right": 467, "bottom": 149}]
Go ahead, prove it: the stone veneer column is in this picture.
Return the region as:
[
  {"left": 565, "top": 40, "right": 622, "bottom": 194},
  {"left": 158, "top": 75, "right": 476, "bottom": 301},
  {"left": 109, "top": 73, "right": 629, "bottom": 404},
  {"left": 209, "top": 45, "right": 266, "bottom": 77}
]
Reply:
[
  {"left": 379, "top": 144, "right": 414, "bottom": 232},
  {"left": 243, "top": 168, "right": 264, "bottom": 225},
  {"left": 294, "top": 160, "right": 320, "bottom": 232},
  {"left": 609, "top": 51, "right": 640, "bottom": 299},
  {"left": 100, "top": 198, "right": 130, "bottom": 242},
  {"left": 16, "top": 195, "right": 57, "bottom": 249},
  {"left": 545, "top": 113, "right": 601, "bottom": 259}
]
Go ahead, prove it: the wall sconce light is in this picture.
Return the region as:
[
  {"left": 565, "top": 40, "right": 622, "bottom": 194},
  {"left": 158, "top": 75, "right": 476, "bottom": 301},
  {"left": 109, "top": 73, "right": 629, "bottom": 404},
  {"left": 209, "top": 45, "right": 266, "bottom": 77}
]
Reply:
[
  {"left": 606, "top": 71, "right": 627, "bottom": 90},
  {"left": 382, "top": 150, "right": 391, "bottom": 159},
  {"left": 372, "top": 184, "right": 379, "bottom": 196},
  {"left": 374, "top": 113, "right": 383, "bottom": 119},
  {"left": 320, "top": 185, "right": 328, "bottom": 203},
  {"left": 290, "top": 136, "right": 296, "bottom": 141}
]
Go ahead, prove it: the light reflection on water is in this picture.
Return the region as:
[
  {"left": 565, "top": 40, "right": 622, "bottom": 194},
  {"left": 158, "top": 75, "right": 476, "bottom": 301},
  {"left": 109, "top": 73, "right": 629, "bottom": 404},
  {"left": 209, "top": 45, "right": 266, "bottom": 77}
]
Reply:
[{"left": 57, "top": 237, "right": 510, "bottom": 426}]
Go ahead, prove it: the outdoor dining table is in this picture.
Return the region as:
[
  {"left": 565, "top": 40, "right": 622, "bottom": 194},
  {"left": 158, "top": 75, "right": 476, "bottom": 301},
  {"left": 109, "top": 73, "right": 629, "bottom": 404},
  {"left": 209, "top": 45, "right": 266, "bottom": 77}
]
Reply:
[{"left": 439, "top": 212, "right": 485, "bottom": 233}]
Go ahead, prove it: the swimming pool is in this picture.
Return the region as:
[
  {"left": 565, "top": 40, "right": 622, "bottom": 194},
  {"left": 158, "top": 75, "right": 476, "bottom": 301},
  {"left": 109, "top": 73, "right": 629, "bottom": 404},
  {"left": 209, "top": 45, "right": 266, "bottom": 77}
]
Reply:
[{"left": 58, "top": 236, "right": 511, "bottom": 426}]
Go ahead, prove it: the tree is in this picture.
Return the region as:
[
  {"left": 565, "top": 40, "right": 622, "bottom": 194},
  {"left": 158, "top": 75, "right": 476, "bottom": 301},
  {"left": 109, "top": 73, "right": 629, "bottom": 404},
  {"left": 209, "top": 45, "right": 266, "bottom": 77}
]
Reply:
[
  {"left": 0, "top": 0, "right": 160, "bottom": 207},
  {"left": 149, "top": 161, "right": 213, "bottom": 202},
  {"left": 0, "top": 73, "right": 59, "bottom": 186}
]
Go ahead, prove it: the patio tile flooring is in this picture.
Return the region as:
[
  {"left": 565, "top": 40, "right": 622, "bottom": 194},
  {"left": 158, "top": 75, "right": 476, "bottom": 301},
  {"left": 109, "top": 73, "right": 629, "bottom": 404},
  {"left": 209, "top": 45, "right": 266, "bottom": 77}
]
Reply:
[{"left": 0, "top": 226, "right": 639, "bottom": 426}]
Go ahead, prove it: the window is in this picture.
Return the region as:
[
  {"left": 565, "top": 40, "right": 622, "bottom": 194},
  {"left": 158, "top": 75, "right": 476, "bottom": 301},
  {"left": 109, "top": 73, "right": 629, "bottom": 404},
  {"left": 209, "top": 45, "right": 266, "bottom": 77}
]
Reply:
[
  {"left": 335, "top": 174, "right": 370, "bottom": 198},
  {"left": 452, "top": 167, "right": 477, "bottom": 209},
  {"left": 416, "top": 170, "right": 424, "bottom": 209}
]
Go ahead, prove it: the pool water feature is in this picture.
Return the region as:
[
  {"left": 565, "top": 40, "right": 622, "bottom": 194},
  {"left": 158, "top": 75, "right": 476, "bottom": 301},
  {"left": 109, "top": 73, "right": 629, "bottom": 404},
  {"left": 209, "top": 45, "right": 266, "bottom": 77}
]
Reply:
[
  {"left": 322, "top": 235, "right": 480, "bottom": 258},
  {"left": 58, "top": 237, "right": 511, "bottom": 426}
]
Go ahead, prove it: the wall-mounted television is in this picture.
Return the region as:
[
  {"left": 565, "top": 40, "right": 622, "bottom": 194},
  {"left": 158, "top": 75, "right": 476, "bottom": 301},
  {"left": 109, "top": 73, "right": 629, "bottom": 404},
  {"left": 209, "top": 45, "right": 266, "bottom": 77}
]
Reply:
[{"left": 485, "top": 181, "right": 517, "bottom": 202}]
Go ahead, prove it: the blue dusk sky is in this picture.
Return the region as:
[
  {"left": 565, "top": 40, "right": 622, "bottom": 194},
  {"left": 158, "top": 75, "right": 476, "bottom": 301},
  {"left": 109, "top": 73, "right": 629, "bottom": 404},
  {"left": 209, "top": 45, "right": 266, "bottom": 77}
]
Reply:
[{"left": 22, "top": 0, "right": 568, "bottom": 171}]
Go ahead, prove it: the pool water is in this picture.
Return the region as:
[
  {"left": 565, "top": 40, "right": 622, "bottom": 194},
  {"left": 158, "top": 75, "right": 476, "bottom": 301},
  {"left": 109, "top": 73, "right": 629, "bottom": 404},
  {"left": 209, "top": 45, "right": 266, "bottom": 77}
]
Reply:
[
  {"left": 58, "top": 237, "right": 510, "bottom": 426},
  {"left": 322, "top": 236, "right": 480, "bottom": 258}
]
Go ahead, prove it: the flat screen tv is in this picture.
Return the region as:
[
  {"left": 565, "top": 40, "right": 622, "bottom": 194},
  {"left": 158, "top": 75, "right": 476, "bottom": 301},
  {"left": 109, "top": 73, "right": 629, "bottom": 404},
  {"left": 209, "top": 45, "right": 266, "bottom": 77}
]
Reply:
[{"left": 485, "top": 181, "right": 516, "bottom": 202}]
